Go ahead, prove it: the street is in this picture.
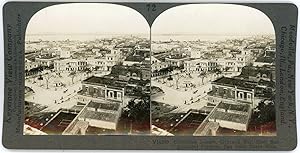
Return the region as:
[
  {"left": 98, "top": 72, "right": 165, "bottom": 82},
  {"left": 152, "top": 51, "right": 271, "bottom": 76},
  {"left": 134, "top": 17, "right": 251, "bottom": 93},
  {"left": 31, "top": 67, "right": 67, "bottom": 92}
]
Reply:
[
  {"left": 151, "top": 79, "right": 212, "bottom": 108},
  {"left": 25, "top": 79, "right": 81, "bottom": 112}
]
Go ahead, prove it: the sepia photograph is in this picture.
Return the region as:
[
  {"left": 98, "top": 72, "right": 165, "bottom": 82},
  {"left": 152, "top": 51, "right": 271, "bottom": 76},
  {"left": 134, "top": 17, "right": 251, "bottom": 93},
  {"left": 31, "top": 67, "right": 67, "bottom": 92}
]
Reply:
[
  {"left": 150, "top": 4, "right": 276, "bottom": 136},
  {"left": 3, "top": 0, "right": 298, "bottom": 150},
  {"left": 24, "top": 3, "right": 151, "bottom": 135}
]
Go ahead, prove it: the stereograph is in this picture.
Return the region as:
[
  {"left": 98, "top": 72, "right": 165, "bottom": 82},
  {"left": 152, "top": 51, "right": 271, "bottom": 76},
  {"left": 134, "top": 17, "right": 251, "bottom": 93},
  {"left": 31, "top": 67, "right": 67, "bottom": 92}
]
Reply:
[{"left": 1, "top": 0, "right": 298, "bottom": 150}]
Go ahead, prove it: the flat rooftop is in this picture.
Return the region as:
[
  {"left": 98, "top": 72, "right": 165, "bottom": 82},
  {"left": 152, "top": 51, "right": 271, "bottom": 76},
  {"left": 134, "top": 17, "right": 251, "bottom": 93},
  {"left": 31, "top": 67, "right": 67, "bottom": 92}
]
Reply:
[
  {"left": 79, "top": 109, "right": 118, "bottom": 122},
  {"left": 42, "top": 112, "right": 77, "bottom": 134},
  {"left": 209, "top": 102, "right": 250, "bottom": 124},
  {"left": 87, "top": 101, "right": 120, "bottom": 111},
  {"left": 83, "top": 76, "right": 127, "bottom": 88},
  {"left": 218, "top": 102, "right": 250, "bottom": 113},
  {"left": 209, "top": 111, "right": 249, "bottom": 124},
  {"left": 212, "top": 77, "right": 257, "bottom": 91}
]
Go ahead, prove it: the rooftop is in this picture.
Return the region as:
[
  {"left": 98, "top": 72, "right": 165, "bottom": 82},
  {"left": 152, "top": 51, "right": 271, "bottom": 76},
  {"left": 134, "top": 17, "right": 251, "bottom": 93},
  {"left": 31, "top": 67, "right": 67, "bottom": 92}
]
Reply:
[
  {"left": 218, "top": 102, "right": 250, "bottom": 113},
  {"left": 79, "top": 109, "right": 118, "bottom": 122},
  {"left": 36, "top": 54, "right": 58, "bottom": 60},
  {"left": 41, "top": 112, "right": 77, "bottom": 134},
  {"left": 212, "top": 77, "right": 257, "bottom": 90},
  {"left": 209, "top": 111, "right": 249, "bottom": 124},
  {"left": 239, "top": 65, "right": 275, "bottom": 78},
  {"left": 255, "top": 56, "right": 275, "bottom": 63},
  {"left": 209, "top": 102, "right": 251, "bottom": 124},
  {"left": 83, "top": 76, "right": 127, "bottom": 88},
  {"left": 124, "top": 55, "right": 145, "bottom": 62},
  {"left": 87, "top": 101, "right": 120, "bottom": 111}
]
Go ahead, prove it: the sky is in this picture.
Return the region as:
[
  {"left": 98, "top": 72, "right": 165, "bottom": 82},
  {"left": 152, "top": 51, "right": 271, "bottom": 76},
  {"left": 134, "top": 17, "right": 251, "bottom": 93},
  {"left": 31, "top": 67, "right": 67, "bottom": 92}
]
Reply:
[
  {"left": 152, "top": 4, "right": 275, "bottom": 36},
  {"left": 26, "top": 3, "right": 275, "bottom": 37},
  {"left": 26, "top": 3, "right": 150, "bottom": 35}
]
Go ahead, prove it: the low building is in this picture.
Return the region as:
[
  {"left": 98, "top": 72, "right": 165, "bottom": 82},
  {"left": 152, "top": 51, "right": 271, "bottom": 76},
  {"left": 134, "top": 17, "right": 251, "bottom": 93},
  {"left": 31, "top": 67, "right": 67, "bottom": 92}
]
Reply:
[
  {"left": 184, "top": 59, "right": 218, "bottom": 73},
  {"left": 238, "top": 65, "right": 275, "bottom": 82},
  {"left": 77, "top": 76, "right": 126, "bottom": 105},
  {"left": 207, "top": 77, "right": 256, "bottom": 107},
  {"left": 25, "top": 61, "right": 40, "bottom": 77},
  {"left": 110, "top": 64, "right": 151, "bottom": 81},
  {"left": 253, "top": 47, "right": 276, "bottom": 67},
  {"left": 254, "top": 56, "right": 275, "bottom": 67},
  {"left": 88, "top": 58, "right": 107, "bottom": 71},
  {"left": 123, "top": 55, "right": 145, "bottom": 66},
  {"left": 151, "top": 56, "right": 169, "bottom": 77},
  {"left": 35, "top": 54, "right": 59, "bottom": 67},
  {"left": 54, "top": 59, "right": 88, "bottom": 72},
  {"left": 77, "top": 101, "right": 121, "bottom": 130},
  {"left": 165, "top": 55, "right": 189, "bottom": 68},
  {"left": 193, "top": 102, "right": 252, "bottom": 136},
  {"left": 63, "top": 100, "right": 122, "bottom": 134}
]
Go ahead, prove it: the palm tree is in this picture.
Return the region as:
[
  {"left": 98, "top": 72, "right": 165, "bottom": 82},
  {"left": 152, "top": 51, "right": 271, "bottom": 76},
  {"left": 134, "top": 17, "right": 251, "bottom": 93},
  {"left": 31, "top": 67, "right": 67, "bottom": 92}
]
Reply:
[
  {"left": 198, "top": 71, "right": 207, "bottom": 85},
  {"left": 174, "top": 73, "right": 183, "bottom": 89},
  {"left": 44, "top": 72, "right": 53, "bottom": 89},
  {"left": 84, "top": 68, "right": 92, "bottom": 77},
  {"left": 68, "top": 71, "right": 76, "bottom": 84}
]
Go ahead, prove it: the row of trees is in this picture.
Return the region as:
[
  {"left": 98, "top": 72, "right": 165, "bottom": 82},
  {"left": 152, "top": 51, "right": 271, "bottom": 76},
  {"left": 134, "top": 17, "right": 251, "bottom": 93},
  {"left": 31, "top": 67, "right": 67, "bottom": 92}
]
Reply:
[{"left": 38, "top": 67, "right": 93, "bottom": 89}]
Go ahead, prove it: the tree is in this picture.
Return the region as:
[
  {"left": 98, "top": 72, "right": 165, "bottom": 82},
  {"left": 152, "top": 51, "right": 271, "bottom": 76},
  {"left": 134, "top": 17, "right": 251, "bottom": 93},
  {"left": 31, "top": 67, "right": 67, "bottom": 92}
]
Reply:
[
  {"left": 122, "top": 96, "right": 150, "bottom": 134},
  {"left": 252, "top": 99, "right": 276, "bottom": 125},
  {"left": 43, "top": 72, "right": 53, "bottom": 89},
  {"left": 68, "top": 71, "right": 76, "bottom": 84},
  {"left": 83, "top": 68, "right": 92, "bottom": 77},
  {"left": 224, "top": 67, "right": 230, "bottom": 72},
  {"left": 174, "top": 73, "right": 183, "bottom": 89},
  {"left": 212, "top": 67, "right": 222, "bottom": 76},
  {"left": 198, "top": 71, "right": 207, "bottom": 85}
]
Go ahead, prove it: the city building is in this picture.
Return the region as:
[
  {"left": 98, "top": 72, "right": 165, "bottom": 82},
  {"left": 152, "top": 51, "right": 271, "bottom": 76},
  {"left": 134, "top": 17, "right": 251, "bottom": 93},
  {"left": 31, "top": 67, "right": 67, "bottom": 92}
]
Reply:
[
  {"left": 184, "top": 59, "right": 218, "bottom": 73},
  {"left": 193, "top": 102, "right": 252, "bottom": 136},
  {"left": 54, "top": 58, "right": 88, "bottom": 72},
  {"left": 105, "top": 49, "right": 122, "bottom": 71},
  {"left": 165, "top": 55, "right": 189, "bottom": 69},
  {"left": 25, "top": 60, "right": 40, "bottom": 76},
  {"left": 35, "top": 54, "right": 59, "bottom": 67},
  {"left": 207, "top": 77, "right": 257, "bottom": 107},
  {"left": 254, "top": 46, "right": 276, "bottom": 67},
  {"left": 151, "top": 56, "right": 169, "bottom": 77},
  {"left": 77, "top": 76, "right": 126, "bottom": 105},
  {"left": 62, "top": 100, "right": 121, "bottom": 135}
]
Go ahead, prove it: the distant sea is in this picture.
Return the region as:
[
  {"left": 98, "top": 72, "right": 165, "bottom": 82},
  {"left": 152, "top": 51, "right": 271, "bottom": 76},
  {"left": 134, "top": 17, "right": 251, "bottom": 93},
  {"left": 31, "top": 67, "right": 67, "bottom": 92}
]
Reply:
[
  {"left": 152, "top": 34, "right": 274, "bottom": 42},
  {"left": 26, "top": 34, "right": 149, "bottom": 41},
  {"left": 26, "top": 33, "right": 274, "bottom": 42}
]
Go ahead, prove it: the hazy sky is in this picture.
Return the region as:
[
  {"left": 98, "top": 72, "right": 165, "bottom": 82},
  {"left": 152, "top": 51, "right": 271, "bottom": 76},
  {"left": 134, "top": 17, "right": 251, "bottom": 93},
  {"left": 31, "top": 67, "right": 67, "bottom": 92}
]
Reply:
[
  {"left": 152, "top": 4, "right": 275, "bottom": 36},
  {"left": 26, "top": 3, "right": 150, "bottom": 35},
  {"left": 27, "top": 3, "right": 275, "bottom": 37}
]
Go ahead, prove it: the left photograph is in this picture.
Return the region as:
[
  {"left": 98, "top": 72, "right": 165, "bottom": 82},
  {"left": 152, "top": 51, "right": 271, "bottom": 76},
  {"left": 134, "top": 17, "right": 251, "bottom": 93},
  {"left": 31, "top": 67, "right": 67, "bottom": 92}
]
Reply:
[{"left": 24, "top": 3, "right": 151, "bottom": 135}]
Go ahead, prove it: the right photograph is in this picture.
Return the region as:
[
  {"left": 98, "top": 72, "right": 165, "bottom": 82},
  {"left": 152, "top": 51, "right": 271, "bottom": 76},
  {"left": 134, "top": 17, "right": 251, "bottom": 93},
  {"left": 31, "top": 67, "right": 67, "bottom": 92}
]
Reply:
[{"left": 150, "top": 4, "right": 276, "bottom": 136}]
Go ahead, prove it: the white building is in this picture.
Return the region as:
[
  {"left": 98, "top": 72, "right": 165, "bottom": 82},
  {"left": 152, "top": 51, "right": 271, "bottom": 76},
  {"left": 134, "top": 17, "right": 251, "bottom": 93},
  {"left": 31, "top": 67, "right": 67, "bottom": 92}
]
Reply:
[
  {"left": 184, "top": 59, "right": 218, "bottom": 73},
  {"left": 54, "top": 59, "right": 88, "bottom": 72}
]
